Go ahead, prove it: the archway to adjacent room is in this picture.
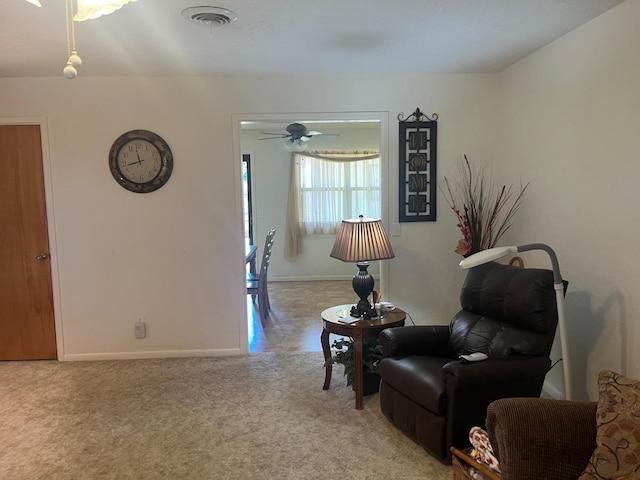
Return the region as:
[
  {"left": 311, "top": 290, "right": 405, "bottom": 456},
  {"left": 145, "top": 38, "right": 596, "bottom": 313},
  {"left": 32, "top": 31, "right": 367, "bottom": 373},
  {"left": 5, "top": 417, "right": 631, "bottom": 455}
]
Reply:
[{"left": 233, "top": 112, "right": 390, "bottom": 354}]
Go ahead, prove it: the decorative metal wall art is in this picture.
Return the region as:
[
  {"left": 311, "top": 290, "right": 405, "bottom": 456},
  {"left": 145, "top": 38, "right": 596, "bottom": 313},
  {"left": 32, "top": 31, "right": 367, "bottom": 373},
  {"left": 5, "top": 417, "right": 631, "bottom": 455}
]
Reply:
[{"left": 398, "top": 108, "right": 438, "bottom": 222}]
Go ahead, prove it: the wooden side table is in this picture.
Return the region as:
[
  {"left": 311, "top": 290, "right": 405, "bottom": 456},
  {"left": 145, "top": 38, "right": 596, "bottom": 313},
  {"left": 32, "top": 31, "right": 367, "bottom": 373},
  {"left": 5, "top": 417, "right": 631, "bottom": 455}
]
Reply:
[{"left": 321, "top": 304, "right": 406, "bottom": 410}]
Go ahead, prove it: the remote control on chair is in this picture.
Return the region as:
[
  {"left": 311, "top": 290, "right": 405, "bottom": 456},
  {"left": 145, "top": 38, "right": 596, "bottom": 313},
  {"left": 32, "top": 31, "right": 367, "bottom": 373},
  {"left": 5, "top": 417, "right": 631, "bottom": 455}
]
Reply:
[{"left": 459, "top": 352, "right": 488, "bottom": 362}]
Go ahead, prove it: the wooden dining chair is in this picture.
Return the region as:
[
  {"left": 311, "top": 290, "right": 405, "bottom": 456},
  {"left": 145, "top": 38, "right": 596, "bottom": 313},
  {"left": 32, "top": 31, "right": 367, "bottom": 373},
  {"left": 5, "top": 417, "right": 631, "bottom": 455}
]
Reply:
[{"left": 247, "top": 228, "right": 276, "bottom": 324}]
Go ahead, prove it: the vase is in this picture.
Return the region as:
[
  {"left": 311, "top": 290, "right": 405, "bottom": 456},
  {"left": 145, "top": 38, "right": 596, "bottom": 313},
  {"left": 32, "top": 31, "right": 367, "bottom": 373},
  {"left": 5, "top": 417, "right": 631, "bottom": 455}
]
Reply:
[{"left": 352, "top": 372, "right": 381, "bottom": 396}]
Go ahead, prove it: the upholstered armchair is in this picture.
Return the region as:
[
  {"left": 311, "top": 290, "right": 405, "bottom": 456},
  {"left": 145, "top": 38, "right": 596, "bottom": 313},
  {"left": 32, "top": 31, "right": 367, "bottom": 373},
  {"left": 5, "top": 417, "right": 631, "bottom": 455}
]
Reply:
[
  {"left": 487, "top": 370, "right": 640, "bottom": 479},
  {"left": 486, "top": 397, "right": 597, "bottom": 480},
  {"left": 377, "top": 261, "right": 564, "bottom": 463}
]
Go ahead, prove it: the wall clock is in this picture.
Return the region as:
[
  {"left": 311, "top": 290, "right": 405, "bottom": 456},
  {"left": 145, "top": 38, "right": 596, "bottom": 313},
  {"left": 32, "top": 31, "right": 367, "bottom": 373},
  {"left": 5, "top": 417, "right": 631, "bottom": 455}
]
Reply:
[{"left": 109, "top": 129, "right": 173, "bottom": 193}]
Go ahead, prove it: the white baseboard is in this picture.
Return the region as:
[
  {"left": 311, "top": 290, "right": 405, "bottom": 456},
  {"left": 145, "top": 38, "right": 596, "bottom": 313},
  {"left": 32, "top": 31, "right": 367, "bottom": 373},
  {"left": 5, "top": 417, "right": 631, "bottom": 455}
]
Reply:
[
  {"left": 61, "top": 348, "right": 243, "bottom": 362},
  {"left": 270, "top": 275, "right": 377, "bottom": 282}
]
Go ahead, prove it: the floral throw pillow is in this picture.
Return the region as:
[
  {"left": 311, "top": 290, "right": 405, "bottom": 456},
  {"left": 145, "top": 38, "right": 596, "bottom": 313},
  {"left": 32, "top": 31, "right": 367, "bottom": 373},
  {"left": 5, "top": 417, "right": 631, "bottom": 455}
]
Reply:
[{"left": 579, "top": 370, "right": 640, "bottom": 479}]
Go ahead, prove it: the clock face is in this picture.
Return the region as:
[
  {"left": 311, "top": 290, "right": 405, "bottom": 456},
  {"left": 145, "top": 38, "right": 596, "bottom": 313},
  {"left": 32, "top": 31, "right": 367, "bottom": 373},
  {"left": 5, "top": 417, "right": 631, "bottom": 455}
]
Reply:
[
  {"left": 109, "top": 130, "right": 173, "bottom": 193},
  {"left": 117, "top": 139, "right": 162, "bottom": 184}
]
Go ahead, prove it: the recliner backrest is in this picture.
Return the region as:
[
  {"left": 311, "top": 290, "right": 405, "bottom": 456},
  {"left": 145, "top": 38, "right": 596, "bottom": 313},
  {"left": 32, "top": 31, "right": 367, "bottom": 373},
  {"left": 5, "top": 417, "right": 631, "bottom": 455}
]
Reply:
[{"left": 446, "top": 262, "right": 560, "bottom": 358}]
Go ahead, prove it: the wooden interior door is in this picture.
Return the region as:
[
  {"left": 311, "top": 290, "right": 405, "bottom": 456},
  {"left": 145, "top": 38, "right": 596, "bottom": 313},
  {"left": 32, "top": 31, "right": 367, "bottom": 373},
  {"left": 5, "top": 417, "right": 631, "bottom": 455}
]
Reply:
[{"left": 0, "top": 124, "right": 56, "bottom": 360}]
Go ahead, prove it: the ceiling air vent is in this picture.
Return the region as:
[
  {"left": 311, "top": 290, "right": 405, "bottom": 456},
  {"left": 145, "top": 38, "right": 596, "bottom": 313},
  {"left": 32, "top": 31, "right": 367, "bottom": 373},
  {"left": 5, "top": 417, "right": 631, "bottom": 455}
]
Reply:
[{"left": 181, "top": 6, "right": 238, "bottom": 27}]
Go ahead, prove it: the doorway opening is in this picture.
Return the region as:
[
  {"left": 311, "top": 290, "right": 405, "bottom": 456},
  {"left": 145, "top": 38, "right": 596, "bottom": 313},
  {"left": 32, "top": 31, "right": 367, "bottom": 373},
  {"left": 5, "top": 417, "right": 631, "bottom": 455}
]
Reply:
[{"left": 235, "top": 112, "right": 390, "bottom": 354}]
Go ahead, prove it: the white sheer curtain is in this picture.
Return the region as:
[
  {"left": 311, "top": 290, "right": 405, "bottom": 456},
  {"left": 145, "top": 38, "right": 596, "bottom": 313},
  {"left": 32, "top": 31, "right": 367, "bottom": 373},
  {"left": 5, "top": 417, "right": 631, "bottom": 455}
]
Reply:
[{"left": 284, "top": 151, "right": 380, "bottom": 260}]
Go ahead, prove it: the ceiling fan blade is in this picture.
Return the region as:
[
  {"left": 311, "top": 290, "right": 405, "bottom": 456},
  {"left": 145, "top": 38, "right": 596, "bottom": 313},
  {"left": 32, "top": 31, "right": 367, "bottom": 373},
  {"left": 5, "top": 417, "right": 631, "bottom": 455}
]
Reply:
[
  {"left": 307, "top": 132, "right": 340, "bottom": 138},
  {"left": 257, "top": 124, "right": 340, "bottom": 142},
  {"left": 259, "top": 133, "right": 291, "bottom": 140}
]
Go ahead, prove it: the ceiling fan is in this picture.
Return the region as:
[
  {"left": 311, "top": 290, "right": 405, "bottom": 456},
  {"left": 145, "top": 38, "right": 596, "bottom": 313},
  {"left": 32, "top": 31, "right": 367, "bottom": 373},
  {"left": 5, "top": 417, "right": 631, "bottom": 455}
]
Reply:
[{"left": 259, "top": 123, "right": 339, "bottom": 151}]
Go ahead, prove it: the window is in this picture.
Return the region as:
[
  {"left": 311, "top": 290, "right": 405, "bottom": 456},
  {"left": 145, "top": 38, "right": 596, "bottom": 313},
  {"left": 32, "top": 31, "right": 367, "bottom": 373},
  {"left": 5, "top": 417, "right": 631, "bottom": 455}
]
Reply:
[
  {"left": 284, "top": 150, "right": 381, "bottom": 261},
  {"left": 294, "top": 151, "right": 380, "bottom": 234}
]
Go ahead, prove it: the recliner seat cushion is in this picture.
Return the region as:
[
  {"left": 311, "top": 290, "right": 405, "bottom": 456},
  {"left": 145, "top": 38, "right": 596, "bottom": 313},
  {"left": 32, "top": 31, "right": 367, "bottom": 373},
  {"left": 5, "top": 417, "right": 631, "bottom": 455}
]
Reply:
[{"left": 377, "top": 356, "right": 451, "bottom": 415}]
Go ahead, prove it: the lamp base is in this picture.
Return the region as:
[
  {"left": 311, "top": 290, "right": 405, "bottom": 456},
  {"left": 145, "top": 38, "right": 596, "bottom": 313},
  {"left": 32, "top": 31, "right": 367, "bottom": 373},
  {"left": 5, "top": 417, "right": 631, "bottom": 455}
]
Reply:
[
  {"left": 349, "top": 302, "right": 377, "bottom": 320},
  {"left": 350, "top": 262, "right": 377, "bottom": 319}
]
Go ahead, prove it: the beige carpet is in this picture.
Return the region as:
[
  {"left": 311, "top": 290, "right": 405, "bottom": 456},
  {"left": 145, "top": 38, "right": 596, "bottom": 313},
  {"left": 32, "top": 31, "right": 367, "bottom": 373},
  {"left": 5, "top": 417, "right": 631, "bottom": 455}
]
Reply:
[{"left": 0, "top": 352, "right": 451, "bottom": 479}]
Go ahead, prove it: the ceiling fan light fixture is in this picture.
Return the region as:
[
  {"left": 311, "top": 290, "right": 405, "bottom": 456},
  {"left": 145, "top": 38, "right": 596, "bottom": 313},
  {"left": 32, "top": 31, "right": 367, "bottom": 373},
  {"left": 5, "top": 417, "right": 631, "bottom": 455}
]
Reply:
[
  {"left": 284, "top": 138, "right": 308, "bottom": 152},
  {"left": 74, "top": 0, "right": 139, "bottom": 21}
]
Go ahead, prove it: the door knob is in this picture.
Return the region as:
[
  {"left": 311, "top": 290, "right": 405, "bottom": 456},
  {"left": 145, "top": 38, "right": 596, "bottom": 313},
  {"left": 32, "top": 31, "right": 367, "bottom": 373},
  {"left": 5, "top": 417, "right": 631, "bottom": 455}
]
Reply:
[{"left": 35, "top": 253, "right": 49, "bottom": 261}]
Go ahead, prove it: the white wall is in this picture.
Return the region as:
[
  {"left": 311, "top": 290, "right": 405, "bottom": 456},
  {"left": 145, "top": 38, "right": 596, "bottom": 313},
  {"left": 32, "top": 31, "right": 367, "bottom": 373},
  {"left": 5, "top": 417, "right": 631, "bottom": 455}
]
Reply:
[
  {"left": 0, "top": 73, "right": 499, "bottom": 361},
  {"left": 499, "top": 0, "right": 640, "bottom": 399}
]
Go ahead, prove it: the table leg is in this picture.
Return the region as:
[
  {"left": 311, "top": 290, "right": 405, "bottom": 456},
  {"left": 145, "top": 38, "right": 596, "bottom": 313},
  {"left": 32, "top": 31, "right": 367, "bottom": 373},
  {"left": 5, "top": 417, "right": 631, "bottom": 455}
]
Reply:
[
  {"left": 354, "top": 328, "right": 363, "bottom": 410},
  {"left": 321, "top": 327, "right": 332, "bottom": 390}
]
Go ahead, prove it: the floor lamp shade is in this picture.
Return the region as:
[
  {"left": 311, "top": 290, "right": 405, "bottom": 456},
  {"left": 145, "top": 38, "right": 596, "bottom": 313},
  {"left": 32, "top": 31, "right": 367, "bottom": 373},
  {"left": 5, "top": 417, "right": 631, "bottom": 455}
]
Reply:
[{"left": 330, "top": 216, "right": 395, "bottom": 318}]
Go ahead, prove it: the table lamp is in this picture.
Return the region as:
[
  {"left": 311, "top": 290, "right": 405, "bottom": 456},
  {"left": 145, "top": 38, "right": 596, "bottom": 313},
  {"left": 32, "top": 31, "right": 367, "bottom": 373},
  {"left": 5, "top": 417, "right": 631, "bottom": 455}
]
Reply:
[
  {"left": 459, "top": 243, "right": 571, "bottom": 400},
  {"left": 330, "top": 216, "right": 395, "bottom": 319}
]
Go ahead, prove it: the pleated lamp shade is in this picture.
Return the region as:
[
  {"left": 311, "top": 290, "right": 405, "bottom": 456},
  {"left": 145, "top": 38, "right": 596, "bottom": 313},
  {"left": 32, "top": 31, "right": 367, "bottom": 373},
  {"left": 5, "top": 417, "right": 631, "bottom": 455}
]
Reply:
[{"left": 330, "top": 216, "right": 395, "bottom": 263}]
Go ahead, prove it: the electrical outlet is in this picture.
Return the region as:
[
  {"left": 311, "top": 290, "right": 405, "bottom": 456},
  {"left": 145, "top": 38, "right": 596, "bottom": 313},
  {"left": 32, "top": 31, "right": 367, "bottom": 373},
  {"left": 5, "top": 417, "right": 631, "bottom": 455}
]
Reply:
[
  {"left": 134, "top": 317, "right": 146, "bottom": 339},
  {"left": 390, "top": 223, "right": 401, "bottom": 237}
]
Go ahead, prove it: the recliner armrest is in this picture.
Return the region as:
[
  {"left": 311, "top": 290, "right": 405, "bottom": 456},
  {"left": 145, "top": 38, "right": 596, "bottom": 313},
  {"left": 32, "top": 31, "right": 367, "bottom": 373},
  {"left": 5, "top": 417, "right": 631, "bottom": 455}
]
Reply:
[
  {"left": 486, "top": 398, "right": 597, "bottom": 480},
  {"left": 442, "top": 356, "right": 551, "bottom": 387},
  {"left": 379, "top": 325, "right": 450, "bottom": 357}
]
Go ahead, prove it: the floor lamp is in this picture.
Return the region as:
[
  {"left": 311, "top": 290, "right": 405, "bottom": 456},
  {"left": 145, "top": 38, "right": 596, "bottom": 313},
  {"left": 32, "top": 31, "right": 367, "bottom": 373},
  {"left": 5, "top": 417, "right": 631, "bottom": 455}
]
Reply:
[{"left": 459, "top": 243, "right": 571, "bottom": 400}]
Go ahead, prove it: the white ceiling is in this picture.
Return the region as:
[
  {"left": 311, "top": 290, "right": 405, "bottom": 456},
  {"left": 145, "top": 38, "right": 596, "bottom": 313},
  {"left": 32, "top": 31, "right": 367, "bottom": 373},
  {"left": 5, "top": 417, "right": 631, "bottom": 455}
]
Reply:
[{"left": 0, "top": 0, "right": 625, "bottom": 78}]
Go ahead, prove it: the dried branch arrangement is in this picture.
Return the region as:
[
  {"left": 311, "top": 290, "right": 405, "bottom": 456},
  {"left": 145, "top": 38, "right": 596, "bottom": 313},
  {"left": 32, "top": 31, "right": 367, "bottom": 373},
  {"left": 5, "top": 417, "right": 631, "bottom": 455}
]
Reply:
[{"left": 443, "top": 155, "right": 529, "bottom": 256}]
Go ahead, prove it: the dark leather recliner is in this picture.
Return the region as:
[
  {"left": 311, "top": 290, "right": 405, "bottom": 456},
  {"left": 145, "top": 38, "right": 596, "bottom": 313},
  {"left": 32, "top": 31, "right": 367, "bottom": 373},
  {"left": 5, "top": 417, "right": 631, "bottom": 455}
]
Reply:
[{"left": 377, "top": 261, "right": 565, "bottom": 463}]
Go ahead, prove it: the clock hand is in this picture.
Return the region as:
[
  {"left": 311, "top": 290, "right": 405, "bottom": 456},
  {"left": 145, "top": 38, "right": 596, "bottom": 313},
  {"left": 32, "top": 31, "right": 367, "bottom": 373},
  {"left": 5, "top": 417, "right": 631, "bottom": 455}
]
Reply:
[
  {"left": 123, "top": 159, "right": 143, "bottom": 167},
  {"left": 123, "top": 150, "right": 145, "bottom": 167}
]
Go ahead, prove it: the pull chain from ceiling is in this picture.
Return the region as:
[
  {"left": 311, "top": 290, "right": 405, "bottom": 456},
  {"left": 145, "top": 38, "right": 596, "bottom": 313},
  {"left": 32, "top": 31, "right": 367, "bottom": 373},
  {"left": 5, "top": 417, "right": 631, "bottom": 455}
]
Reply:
[{"left": 63, "top": 0, "right": 82, "bottom": 79}]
